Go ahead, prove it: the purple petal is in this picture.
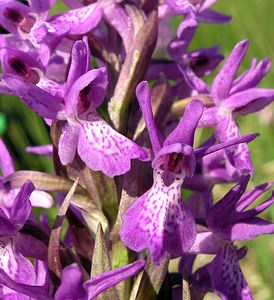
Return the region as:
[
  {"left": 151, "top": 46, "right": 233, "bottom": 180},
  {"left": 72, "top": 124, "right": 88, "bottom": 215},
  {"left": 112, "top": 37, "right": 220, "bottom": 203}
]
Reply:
[
  {"left": 0, "top": 138, "right": 15, "bottom": 177},
  {"left": 66, "top": 40, "right": 89, "bottom": 92},
  {"left": 236, "top": 182, "right": 274, "bottom": 212},
  {"left": 65, "top": 68, "right": 108, "bottom": 117},
  {"left": 194, "top": 133, "right": 257, "bottom": 160},
  {"left": 198, "top": 9, "right": 231, "bottom": 24},
  {"left": 55, "top": 264, "right": 86, "bottom": 300},
  {"left": 165, "top": 100, "right": 203, "bottom": 146},
  {"left": 208, "top": 244, "right": 253, "bottom": 300},
  {"left": 84, "top": 259, "right": 146, "bottom": 299},
  {"left": 2, "top": 75, "right": 64, "bottom": 120},
  {"left": 49, "top": 2, "right": 103, "bottom": 35},
  {"left": 77, "top": 115, "right": 150, "bottom": 177},
  {"left": 231, "top": 58, "right": 271, "bottom": 93},
  {"left": 188, "top": 231, "right": 222, "bottom": 254},
  {"left": 206, "top": 177, "right": 250, "bottom": 232},
  {"left": 215, "top": 115, "right": 254, "bottom": 176},
  {"left": 120, "top": 169, "right": 197, "bottom": 264},
  {"left": 10, "top": 180, "right": 34, "bottom": 229},
  {"left": 0, "top": 47, "right": 42, "bottom": 78},
  {"left": 136, "top": 81, "right": 163, "bottom": 154},
  {"left": 212, "top": 40, "right": 249, "bottom": 102},
  {"left": 37, "top": 77, "right": 65, "bottom": 98},
  {"left": 0, "top": 237, "right": 36, "bottom": 286},
  {"left": 103, "top": 2, "right": 134, "bottom": 53},
  {"left": 16, "top": 233, "right": 48, "bottom": 261},
  {"left": 224, "top": 218, "right": 274, "bottom": 241},
  {"left": 0, "top": 268, "right": 50, "bottom": 300},
  {"left": 26, "top": 144, "right": 53, "bottom": 157},
  {"left": 223, "top": 88, "right": 274, "bottom": 110},
  {"left": 58, "top": 123, "right": 79, "bottom": 165}
]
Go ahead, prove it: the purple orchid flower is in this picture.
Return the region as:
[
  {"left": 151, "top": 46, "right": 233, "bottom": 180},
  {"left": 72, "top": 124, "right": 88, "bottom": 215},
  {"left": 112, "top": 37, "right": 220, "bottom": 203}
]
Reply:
[
  {"left": 2, "top": 40, "right": 150, "bottom": 177},
  {"left": 206, "top": 176, "right": 274, "bottom": 241},
  {"left": 0, "top": 46, "right": 66, "bottom": 97},
  {"left": 0, "top": 0, "right": 103, "bottom": 65},
  {"left": 197, "top": 40, "right": 274, "bottom": 178},
  {"left": 120, "top": 81, "right": 256, "bottom": 264}
]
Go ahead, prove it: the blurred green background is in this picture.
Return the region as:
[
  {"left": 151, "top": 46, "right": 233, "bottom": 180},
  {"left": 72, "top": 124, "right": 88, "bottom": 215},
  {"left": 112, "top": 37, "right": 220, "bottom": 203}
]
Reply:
[{"left": 0, "top": 0, "right": 273, "bottom": 299}]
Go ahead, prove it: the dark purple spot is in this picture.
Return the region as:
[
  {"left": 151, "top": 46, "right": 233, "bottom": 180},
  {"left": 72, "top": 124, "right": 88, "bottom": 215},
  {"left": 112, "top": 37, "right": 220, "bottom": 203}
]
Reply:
[
  {"left": 8, "top": 56, "right": 28, "bottom": 76},
  {"left": 4, "top": 8, "right": 23, "bottom": 23}
]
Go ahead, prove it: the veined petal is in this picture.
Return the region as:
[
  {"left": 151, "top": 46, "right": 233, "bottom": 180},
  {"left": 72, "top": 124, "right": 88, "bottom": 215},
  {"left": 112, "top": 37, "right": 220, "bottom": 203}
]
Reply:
[
  {"left": 208, "top": 244, "right": 253, "bottom": 300},
  {"left": 49, "top": 2, "right": 103, "bottom": 35},
  {"left": 77, "top": 115, "right": 150, "bottom": 177},
  {"left": 136, "top": 81, "right": 163, "bottom": 154},
  {"left": 55, "top": 264, "right": 86, "bottom": 300},
  {"left": 0, "top": 138, "right": 15, "bottom": 177},
  {"left": 0, "top": 237, "right": 36, "bottom": 286},
  {"left": 212, "top": 40, "right": 249, "bottom": 103},
  {"left": 120, "top": 169, "right": 197, "bottom": 264},
  {"left": 2, "top": 75, "right": 64, "bottom": 120},
  {"left": 165, "top": 100, "right": 203, "bottom": 146},
  {"left": 84, "top": 259, "right": 146, "bottom": 299},
  {"left": 58, "top": 123, "right": 79, "bottom": 165}
]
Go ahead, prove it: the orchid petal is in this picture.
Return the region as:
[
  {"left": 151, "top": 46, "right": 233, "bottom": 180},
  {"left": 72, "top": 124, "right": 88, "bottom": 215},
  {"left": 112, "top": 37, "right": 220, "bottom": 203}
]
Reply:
[
  {"left": 212, "top": 40, "right": 249, "bottom": 102},
  {"left": 223, "top": 88, "right": 274, "bottom": 110},
  {"left": 65, "top": 68, "right": 108, "bottom": 118},
  {"left": 66, "top": 40, "right": 89, "bottom": 92},
  {"left": 198, "top": 9, "right": 231, "bottom": 24},
  {"left": 2, "top": 75, "right": 64, "bottom": 120},
  {"left": 208, "top": 244, "right": 253, "bottom": 300},
  {"left": 165, "top": 100, "right": 203, "bottom": 147},
  {"left": 49, "top": 2, "right": 103, "bottom": 35},
  {"left": 84, "top": 259, "right": 146, "bottom": 299},
  {"left": 120, "top": 169, "right": 197, "bottom": 263},
  {"left": 136, "top": 81, "right": 163, "bottom": 154},
  {"left": 58, "top": 123, "right": 79, "bottom": 165},
  {"left": 77, "top": 115, "right": 150, "bottom": 177},
  {"left": 55, "top": 264, "right": 86, "bottom": 300},
  {"left": 0, "top": 1, "right": 31, "bottom": 35},
  {"left": 231, "top": 58, "right": 271, "bottom": 93}
]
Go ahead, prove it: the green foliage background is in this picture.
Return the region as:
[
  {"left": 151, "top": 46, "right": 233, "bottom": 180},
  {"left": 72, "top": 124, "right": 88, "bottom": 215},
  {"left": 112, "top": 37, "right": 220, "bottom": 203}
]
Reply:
[{"left": 0, "top": 0, "right": 273, "bottom": 299}]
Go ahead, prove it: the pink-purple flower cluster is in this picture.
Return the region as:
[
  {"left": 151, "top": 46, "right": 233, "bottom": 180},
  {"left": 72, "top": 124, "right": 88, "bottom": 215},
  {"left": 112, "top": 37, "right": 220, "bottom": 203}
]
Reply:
[{"left": 0, "top": 0, "right": 273, "bottom": 299}]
